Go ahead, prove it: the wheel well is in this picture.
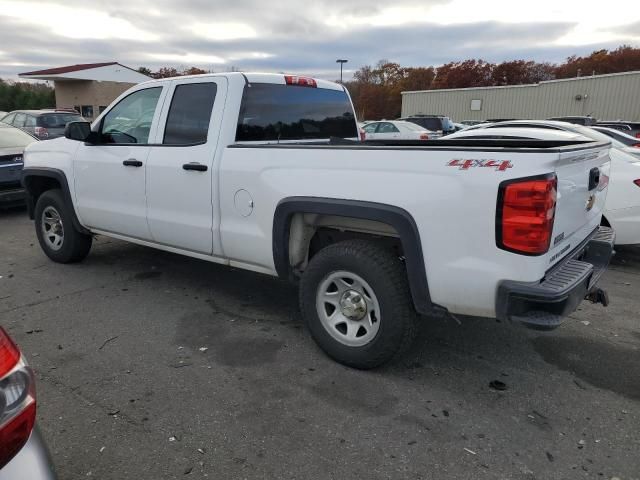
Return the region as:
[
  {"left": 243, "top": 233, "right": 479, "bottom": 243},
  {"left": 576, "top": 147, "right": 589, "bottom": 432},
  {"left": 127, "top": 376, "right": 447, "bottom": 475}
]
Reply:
[
  {"left": 288, "top": 212, "right": 401, "bottom": 273},
  {"left": 23, "top": 176, "right": 61, "bottom": 204},
  {"left": 273, "top": 198, "right": 434, "bottom": 315}
]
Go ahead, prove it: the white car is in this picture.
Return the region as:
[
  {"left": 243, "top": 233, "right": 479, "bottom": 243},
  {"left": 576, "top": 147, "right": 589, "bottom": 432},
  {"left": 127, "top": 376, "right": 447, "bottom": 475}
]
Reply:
[
  {"left": 465, "top": 119, "right": 640, "bottom": 159},
  {"left": 447, "top": 125, "right": 640, "bottom": 245},
  {"left": 361, "top": 120, "right": 434, "bottom": 140},
  {"left": 21, "top": 72, "right": 614, "bottom": 368},
  {"left": 592, "top": 126, "right": 640, "bottom": 159}
]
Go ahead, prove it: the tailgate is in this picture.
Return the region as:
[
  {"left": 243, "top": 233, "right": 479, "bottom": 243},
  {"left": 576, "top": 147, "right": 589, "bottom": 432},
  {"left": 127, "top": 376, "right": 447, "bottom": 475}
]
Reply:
[{"left": 551, "top": 144, "right": 610, "bottom": 262}]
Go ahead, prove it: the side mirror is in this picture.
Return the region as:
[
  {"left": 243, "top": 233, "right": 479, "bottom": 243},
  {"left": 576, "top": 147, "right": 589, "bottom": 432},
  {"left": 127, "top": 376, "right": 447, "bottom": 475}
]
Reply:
[{"left": 64, "top": 121, "right": 99, "bottom": 143}]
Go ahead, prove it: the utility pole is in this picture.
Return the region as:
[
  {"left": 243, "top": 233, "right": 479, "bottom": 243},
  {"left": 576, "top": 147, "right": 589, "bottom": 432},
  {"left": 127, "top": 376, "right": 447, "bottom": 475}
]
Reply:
[{"left": 336, "top": 59, "right": 348, "bottom": 83}]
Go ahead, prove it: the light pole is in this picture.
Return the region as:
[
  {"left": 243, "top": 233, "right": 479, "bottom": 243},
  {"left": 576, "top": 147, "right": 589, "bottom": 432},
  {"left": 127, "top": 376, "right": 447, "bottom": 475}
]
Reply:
[{"left": 336, "top": 59, "right": 348, "bottom": 83}]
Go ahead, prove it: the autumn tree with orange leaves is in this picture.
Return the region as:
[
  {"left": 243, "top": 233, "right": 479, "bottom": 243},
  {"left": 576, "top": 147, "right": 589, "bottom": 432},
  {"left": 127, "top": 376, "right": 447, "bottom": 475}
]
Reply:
[{"left": 346, "top": 45, "right": 640, "bottom": 120}]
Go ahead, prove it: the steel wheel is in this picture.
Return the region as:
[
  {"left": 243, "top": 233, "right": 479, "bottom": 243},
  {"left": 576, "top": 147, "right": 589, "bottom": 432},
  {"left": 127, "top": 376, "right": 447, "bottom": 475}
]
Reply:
[
  {"left": 315, "top": 270, "right": 381, "bottom": 347},
  {"left": 41, "top": 206, "right": 64, "bottom": 251}
]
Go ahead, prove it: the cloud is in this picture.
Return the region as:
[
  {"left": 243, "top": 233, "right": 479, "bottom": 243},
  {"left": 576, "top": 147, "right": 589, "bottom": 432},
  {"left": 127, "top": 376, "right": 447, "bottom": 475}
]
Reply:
[{"left": 0, "top": 0, "right": 638, "bottom": 81}]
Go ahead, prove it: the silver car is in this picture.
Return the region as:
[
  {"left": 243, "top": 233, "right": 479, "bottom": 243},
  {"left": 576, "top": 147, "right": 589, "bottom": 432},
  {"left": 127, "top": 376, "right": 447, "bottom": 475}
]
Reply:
[
  {"left": 0, "top": 327, "right": 56, "bottom": 479},
  {"left": 1, "top": 110, "right": 84, "bottom": 140}
]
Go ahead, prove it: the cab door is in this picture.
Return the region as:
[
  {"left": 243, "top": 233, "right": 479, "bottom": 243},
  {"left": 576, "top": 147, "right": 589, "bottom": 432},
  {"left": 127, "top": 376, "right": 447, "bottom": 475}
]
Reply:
[
  {"left": 145, "top": 77, "right": 227, "bottom": 255},
  {"left": 73, "top": 86, "right": 166, "bottom": 239}
]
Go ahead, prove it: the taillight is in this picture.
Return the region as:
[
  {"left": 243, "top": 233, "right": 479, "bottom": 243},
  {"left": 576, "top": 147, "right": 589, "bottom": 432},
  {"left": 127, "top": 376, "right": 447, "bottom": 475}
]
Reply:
[
  {"left": 0, "top": 328, "right": 36, "bottom": 469},
  {"left": 34, "top": 126, "right": 48, "bottom": 138},
  {"left": 634, "top": 179, "right": 640, "bottom": 188},
  {"left": 359, "top": 129, "right": 366, "bottom": 141},
  {"left": 284, "top": 75, "right": 317, "bottom": 88},
  {"left": 636, "top": 133, "right": 640, "bottom": 139},
  {"left": 496, "top": 174, "right": 557, "bottom": 255},
  {"left": 633, "top": 143, "right": 640, "bottom": 148},
  {"left": 419, "top": 133, "right": 429, "bottom": 140}
]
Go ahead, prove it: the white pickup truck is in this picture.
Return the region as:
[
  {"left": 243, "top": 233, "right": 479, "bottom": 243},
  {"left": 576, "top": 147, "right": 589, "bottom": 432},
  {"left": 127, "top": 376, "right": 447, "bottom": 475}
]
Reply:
[{"left": 21, "top": 72, "right": 614, "bottom": 368}]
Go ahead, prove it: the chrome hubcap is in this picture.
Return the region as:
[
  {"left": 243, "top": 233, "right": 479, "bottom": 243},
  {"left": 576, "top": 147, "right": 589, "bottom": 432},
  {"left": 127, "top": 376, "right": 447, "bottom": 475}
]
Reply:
[
  {"left": 41, "top": 206, "right": 64, "bottom": 251},
  {"left": 316, "top": 271, "right": 381, "bottom": 347},
  {"left": 339, "top": 290, "right": 367, "bottom": 320}
]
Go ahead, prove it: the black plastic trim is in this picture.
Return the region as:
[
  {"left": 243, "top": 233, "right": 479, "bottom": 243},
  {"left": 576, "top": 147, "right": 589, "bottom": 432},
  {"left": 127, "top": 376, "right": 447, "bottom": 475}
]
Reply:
[
  {"left": 495, "top": 172, "right": 557, "bottom": 257},
  {"left": 496, "top": 226, "right": 614, "bottom": 329},
  {"left": 228, "top": 139, "right": 609, "bottom": 153},
  {"left": 21, "top": 167, "right": 89, "bottom": 234},
  {"left": 273, "top": 197, "right": 434, "bottom": 315}
]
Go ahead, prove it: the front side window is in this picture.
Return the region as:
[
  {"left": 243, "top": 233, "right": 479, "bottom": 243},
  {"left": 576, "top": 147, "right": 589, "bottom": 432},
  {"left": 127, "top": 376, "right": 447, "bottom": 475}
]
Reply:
[
  {"left": 363, "top": 123, "right": 378, "bottom": 133},
  {"left": 236, "top": 83, "right": 357, "bottom": 141},
  {"left": 163, "top": 83, "right": 217, "bottom": 145},
  {"left": 24, "top": 115, "right": 36, "bottom": 127},
  {"left": 101, "top": 87, "right": 162, "bottom": 144}
]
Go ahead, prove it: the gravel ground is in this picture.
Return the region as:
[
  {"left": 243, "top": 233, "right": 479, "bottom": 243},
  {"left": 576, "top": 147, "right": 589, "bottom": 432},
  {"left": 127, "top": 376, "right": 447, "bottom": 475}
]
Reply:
[{"left": 1, "top": 206, "right": 639, "bottom": 480}]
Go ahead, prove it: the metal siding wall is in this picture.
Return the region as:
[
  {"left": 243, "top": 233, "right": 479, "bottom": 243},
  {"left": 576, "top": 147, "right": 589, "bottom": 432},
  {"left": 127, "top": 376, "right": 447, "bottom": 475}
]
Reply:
[{"left": 402, "top": 72, "right": 640, "bottom": 121}]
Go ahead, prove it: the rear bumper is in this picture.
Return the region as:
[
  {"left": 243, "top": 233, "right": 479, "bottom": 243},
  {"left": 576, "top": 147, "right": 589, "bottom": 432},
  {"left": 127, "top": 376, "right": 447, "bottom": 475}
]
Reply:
[{"left": 496, "top": 226, "right": 615, "bottom": 329}]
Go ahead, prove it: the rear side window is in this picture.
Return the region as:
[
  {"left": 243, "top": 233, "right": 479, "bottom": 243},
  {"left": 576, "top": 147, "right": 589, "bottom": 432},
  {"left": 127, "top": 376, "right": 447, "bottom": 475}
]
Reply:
[
  {"left": 163, "top": 83, "right": 217, "bottom": 145},
  {"left": 236, "top": 83, "right": 357, "bottom": 141},
  {"left": 13, "top": 113, "right": 26, "bottom": 127}
]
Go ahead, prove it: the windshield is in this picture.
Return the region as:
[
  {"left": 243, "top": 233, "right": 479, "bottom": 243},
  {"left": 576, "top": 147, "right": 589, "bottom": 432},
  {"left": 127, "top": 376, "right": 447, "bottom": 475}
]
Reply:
[
  {"left": 0, "top": 126, "right": 36, "bottom": 148},
  {"left": 39, "top": 113, "right": 84, "bottom": 128}
]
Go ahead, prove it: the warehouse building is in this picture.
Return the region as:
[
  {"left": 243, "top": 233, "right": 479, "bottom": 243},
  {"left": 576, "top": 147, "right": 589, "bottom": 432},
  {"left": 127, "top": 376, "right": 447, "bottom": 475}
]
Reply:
[
  {"left": 19, "top": 62, "right": 151, "bottom": 120},
  {"left": 401, "top": 70, "right": 640, "bottom": 122}
]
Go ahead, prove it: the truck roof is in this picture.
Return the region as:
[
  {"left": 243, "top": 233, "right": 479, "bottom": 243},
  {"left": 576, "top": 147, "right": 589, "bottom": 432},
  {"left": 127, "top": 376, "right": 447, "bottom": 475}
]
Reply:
[{"left": 139, "top": 72, "right": 345, "bottom": 91}]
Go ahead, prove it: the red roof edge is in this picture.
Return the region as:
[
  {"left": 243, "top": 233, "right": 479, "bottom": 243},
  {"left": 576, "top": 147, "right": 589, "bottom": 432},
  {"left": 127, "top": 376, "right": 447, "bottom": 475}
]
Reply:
[{"left": 20, "top": 62, "right": 119, "bottom": 76}]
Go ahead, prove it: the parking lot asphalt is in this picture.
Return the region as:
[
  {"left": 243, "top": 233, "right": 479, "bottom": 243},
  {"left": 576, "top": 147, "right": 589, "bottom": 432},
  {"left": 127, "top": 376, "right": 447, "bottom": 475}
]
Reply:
[{"left": 1, "top": 206, "right": 639, "bottom": 480}]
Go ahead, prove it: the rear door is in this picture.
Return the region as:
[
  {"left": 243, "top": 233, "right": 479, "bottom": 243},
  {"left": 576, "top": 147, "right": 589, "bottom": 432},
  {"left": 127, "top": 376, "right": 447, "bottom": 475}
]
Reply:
[
  {"left": 376, "top": 122, "right": 401, "bottom": 139},
  {"left": 145, "top": 77, "right": 226, "bottom": 255}
]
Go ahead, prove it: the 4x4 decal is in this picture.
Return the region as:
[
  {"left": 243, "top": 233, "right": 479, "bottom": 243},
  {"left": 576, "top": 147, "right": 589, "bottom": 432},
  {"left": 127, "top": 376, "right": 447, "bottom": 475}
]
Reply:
[{"left": 447, "top": 159, "right": 513, "bottom": 171}]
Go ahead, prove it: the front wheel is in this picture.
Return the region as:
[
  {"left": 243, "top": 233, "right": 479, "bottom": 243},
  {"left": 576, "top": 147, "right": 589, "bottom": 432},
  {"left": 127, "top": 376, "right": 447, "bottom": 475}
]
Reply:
[
  {"left": 34, "top": 189, "right": 92, "bottom": 263},
  {"left": 299, "top": 239, "right": 418, "bottom": 369}
]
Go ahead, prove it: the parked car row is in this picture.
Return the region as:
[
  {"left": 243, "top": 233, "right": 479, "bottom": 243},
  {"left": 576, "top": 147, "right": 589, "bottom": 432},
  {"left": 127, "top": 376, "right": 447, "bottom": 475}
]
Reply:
[
  {"left": 1, "top": 110, "right": 84, "bottom": 140},
  {"left": 0, "top": 123, "right": 38, "bottom": 207}
]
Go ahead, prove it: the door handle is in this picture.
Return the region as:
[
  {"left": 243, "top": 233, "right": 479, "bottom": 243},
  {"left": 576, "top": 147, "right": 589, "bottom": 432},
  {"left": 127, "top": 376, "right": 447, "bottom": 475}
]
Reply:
[
  {"left": 123, "top": 159, "right": 143, "bottom": 167},
  {"left": 182, "top": 162, "right": 208, "bottom": 172}
]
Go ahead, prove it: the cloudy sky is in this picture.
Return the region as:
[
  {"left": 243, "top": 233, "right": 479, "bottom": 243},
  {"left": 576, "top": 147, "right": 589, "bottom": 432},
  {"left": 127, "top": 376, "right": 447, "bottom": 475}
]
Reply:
[{"left": 1, "top": 0, "right": 639, "bottom": 80}]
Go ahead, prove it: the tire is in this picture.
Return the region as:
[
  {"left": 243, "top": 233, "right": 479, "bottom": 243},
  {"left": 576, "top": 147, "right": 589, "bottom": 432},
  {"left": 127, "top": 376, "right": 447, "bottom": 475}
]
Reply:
[
  {"left": 299, "top": 239, "right": 418, "bottom": 369},
  {"left": 34, "top": 189, "right": 92, "bottom": 263}
]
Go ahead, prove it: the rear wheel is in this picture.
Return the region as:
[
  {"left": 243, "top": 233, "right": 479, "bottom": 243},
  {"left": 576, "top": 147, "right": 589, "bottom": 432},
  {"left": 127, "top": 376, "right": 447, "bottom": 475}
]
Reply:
[
  {"left": 35, "top": 189, "right": 92, "bottom": 263},
  {"left": 299, "top": 239, "right": 417, "bottom": 369}
]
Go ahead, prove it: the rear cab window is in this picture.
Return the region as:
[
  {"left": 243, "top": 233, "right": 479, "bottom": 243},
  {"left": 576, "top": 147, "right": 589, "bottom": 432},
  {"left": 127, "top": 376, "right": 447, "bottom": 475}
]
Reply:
[{"left": 235, "top": 83, "right": 357, "bottom": 142}]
